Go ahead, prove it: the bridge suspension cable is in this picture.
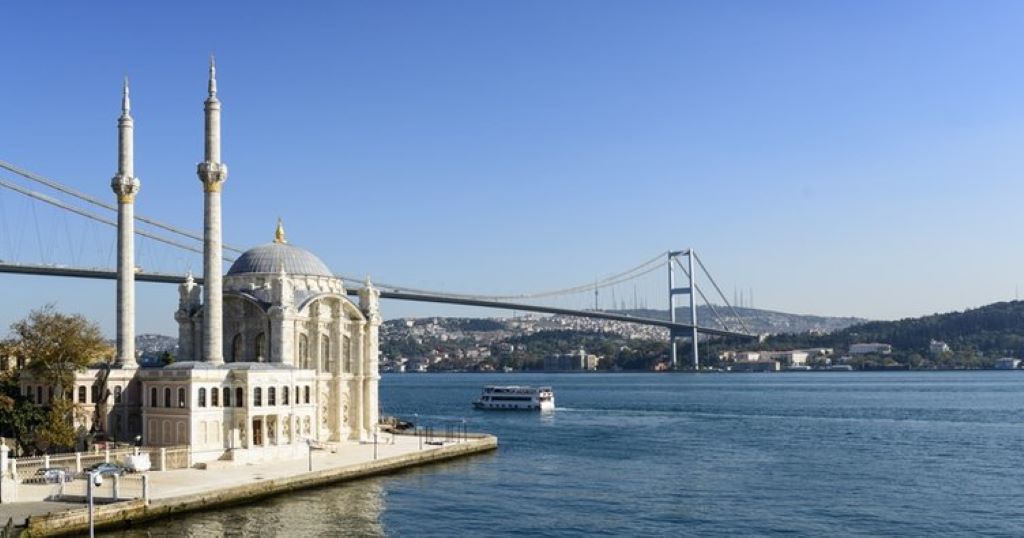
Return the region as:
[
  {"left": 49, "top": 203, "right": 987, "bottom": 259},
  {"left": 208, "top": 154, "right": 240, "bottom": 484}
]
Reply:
[
  {"left": 339, "top": 251, "right": 668, "bottom": 303},
  {"left": 692, "top": 252, "right": 751, "bottom": 335},
  {"left": 0, "top": 160, "right": 246, "bottom": 254},
  {"left": 672, "top": 255, "right": 751, "bottom": 335},
  {"left": 0, "top": 159, "right": 673, "bottom": 307},
  {"left": 0, "top": 177, "right": 221, "bottom": 259}
]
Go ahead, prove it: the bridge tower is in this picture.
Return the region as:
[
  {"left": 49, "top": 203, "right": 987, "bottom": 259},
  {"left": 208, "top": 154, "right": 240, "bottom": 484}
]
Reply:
[
  {"left": 111, "top": 78, "right": 140, "bottom": 368},
  {"left": 667, "top": 250, "right": 699, "bottom": 370},
  {"left": 197, "top": 57, "right": 228, "bottom": 365}
]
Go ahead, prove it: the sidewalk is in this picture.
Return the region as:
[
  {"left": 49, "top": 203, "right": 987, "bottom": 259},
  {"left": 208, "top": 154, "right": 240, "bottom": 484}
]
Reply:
[{"left": 1, "top": 433, "right": 496, "bottom": 535}]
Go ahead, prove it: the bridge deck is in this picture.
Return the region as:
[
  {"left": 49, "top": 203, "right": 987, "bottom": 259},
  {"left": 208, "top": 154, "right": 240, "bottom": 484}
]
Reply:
[{"left": 0, "top": 262, "right": 755, "bottom": 339}]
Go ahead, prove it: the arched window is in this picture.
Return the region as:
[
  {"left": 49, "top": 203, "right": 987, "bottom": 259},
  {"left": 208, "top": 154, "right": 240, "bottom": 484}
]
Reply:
[
  {"left": 48, "top": 387, "right": 54, "bottom": 403},
  {"left": 255, "top": 332, "right": 266, "bottom": 361},
  {"left": 36, "top": 386, "right": 43, "bottom": 404},
  {"left": 150, "top": 387, "right": 158, "bottom": 407},
  {"left": 283, "top": 386, "right": 289, "bottom": 405},
  {"left": 304, "top": 385, "right": 310, "bottom": 404},
  {"left": 164, "top": 387, "right": 172, "bottom": 408},
  {"left": 91, "top": 385, "right": 99, "bottom": 403},
  {"left": 254, "top": 387, "right": 263, "bottom": 407},
  {"left": 211, "top": 388, "right": 219, "bottom": 407},
  {"left": 178, "top": 387, "right": 187, "bottom": 408},
  {"left": 198, "top": 388, "right": 207, "bottom": 407},
  {"left": 231, "top": 333, "right": 243, "bottom": 363},
  {"left": 114, "top": 386, "right": 123, "bottom": 404},
  {"left": 268, "top": 387, "right": 276, "bottom": 406},
  {"left": 223, "top": 387, "right": 231, "bottom": 407},
  {"left": 236, "top": 387, "right": 244, "bottom": 407},
  {"left": 78, "top": 386, "right": 87, "bottom": 403},
  {"left": 322, "top": 335, "right": 331, "bottom": 372},
  {"left": 299, "top": 334, "right": 309, "bottom": 369}
]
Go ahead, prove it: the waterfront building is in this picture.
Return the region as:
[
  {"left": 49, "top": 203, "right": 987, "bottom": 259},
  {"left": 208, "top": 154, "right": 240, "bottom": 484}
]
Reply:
[
  {"left": 761, "top": 350, "right": 810, "bottom": 367},
  {"left": 994, "top": 357, "right": 1020, "bottom": 370},
  {"left": 729, "top": 360, "right": 780, "bottom": 372},
  {"left": 930, "top": 340, "right": 951, "bottom": 355},
  {"left": 543, "top": 348, "right": 600, "bottom": 371},
  {"left": 18, "top": 61, "right": 381, "bottom": 464}
]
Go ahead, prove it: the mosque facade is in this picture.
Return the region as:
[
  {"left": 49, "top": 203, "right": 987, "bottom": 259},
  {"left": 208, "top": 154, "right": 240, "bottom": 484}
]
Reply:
[{"left": 19, "top": 61, "right": 381, "bottom": 464}]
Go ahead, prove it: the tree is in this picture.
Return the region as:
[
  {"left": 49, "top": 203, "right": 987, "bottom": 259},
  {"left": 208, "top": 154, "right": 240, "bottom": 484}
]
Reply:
[
  {"left": 5, "top": 305, "right": 111, "bottom": 390},
  {"left": 2, "top": 305, "right": 112, "bottom": 451},
  {"left": 0, "top": 375, "right": 44, "bottom": 456}
]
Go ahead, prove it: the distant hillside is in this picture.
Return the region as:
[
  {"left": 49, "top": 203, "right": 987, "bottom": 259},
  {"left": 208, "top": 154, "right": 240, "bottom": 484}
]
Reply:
[
  {"left": 136, "top": 334, "right": 177, "bottom": 359},
  {"left": 615, "top": 306, "right": 867, "bottom": 335},
  {"left": 763, "top": 300, "right": 1024, "bottom": 360}
]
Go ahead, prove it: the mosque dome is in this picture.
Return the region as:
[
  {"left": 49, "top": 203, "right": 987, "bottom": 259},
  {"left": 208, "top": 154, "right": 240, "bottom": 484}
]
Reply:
[{"left": 226, "top": 220, "right": 333, "bottom": 277}]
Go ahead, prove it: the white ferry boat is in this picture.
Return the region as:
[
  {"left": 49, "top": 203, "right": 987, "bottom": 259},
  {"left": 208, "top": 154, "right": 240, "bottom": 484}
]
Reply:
[{"left": 473, "top": 386, "right": 555, "bottom": 411}]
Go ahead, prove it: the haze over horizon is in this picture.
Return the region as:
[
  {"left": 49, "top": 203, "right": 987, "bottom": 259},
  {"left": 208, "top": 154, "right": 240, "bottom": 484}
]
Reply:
[{"left": 2, "top": 1, "right": 1023, "bottom": 338}]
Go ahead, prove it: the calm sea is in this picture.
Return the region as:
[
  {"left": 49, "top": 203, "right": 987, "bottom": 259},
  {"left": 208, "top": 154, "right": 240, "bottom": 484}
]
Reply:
[{"left": 107, "top": 372, "right": 1024, "bottom": 536}]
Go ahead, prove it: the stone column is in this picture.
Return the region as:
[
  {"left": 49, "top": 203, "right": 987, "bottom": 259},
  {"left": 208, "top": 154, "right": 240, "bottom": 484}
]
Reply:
[
  {"left": 359, "top": 281, "right": 381, "bottom": 439},
  {"left": 197, "top": 58, "right": 228, "bottom": 365},
  {"left": 331, "top": 317, "right": 344, "bottom": 441},
  {"left": 112, "top": 79, "right": 140, "bottom": 368},
  {"left": 351, "top": 321, "right": 365, "bottom": 440}
]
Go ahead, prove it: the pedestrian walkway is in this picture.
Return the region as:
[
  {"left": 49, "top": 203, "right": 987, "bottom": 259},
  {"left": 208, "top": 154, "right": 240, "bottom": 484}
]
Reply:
[{"left": 1, "top": 433, "right": 495, "bottom": 536}]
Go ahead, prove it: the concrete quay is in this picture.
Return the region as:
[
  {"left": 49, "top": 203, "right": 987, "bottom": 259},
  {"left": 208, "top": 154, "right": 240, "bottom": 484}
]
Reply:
[{"left": 6, "top": 433, "right": 497, "bottom": 537}]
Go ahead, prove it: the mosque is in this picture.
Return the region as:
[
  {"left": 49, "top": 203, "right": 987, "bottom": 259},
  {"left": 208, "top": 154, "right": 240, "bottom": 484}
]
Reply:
[{"left": 19, "top": 61, "right": 381, "bottom": 464}]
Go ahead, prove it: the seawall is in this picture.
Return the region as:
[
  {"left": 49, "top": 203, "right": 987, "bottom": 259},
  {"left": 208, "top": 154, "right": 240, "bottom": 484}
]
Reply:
[{"left": 21, "top": 435, "right": 497, "bottom": 537}]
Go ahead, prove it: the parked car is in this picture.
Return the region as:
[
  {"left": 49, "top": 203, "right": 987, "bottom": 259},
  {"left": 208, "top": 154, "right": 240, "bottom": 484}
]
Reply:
[
  {"left": 84, "top": 462, "right": 126, "bottom": 477},
  {"left": 35, "top": 467, "right": 73, "bottom": 483}
]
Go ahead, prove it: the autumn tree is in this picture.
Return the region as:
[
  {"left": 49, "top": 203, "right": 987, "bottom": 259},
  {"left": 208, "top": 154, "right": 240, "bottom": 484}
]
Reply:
[{"left": 2, "top": 305, "right": 112, "bottom": 451}]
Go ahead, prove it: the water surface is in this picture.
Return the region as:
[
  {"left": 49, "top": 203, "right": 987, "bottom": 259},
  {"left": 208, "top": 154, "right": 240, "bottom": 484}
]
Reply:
[{"left": 109, "top": 371, "right": 1024, "bottom": 536}]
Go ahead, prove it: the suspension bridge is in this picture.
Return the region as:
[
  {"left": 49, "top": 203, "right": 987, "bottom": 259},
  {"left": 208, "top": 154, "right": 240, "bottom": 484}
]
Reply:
[{"left": 0, "top": 158, "right": 756, "bottom": 368}]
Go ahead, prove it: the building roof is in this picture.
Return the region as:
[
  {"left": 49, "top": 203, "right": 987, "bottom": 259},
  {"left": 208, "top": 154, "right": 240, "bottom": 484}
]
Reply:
[{"left": 227, "top": 242, "right": 333, "bottom": 277}]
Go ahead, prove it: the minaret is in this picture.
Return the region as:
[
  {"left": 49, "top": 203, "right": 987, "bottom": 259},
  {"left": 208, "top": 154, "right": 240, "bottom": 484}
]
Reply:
[
  {"left": 197, "top": 57, "right": 228, "bottom": 364},
  {"left": 111, "top": 78, "right": 141, "bottom": 368}
]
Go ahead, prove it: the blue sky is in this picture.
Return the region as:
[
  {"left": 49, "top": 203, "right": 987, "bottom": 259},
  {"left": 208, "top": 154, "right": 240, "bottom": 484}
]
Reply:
[{"left": 1, "top": 1, "right": 1023, "bottom": 337}]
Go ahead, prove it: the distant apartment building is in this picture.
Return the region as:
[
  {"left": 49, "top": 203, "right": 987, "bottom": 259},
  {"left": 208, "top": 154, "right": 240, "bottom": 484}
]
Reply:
[
  {"left": 849, "top": 343, "right": 893, "bottom": 355},
  {"left": 929, "top": 340, "right": 951, "bottom": 355},
  {"left": 994, "top": 357, "right": 1021, "bottom": 370},
  {"left": 719, "top": 351, "right": 761, "bottom": 362},
  {"left": 723, "top": 348, "right": 830, "bottom": 368},
  {"left": 543, "top": 349, "right": 600, "bottom": 371},
  {"left": 762, "top": 350, "right": 810, "bottom": 367}
]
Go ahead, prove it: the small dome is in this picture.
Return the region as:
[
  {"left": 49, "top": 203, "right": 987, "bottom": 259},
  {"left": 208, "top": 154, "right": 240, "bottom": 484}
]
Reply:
[{"left": 227, "top": 242, "right": 333, "bottom": 277}]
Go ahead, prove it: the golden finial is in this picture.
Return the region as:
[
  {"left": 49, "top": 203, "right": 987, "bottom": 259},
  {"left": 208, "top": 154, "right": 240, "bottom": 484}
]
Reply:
[{"left": 274, "top": 217, "right": 287, "bottom": 244}]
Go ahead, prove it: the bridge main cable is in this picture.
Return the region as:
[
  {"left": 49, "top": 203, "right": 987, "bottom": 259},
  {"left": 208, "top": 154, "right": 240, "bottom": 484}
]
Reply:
[
  {"left": 0, "top": 159, "right": 670, "bottom": 306},
  {"left": 0, "top": 177, "right": 221, "bottom": 259},
  {"left": 0, "top": 159, "right": 246, "bottom": 255}
]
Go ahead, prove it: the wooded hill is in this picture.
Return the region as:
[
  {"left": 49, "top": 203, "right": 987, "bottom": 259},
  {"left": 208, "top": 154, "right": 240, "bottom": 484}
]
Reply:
[{"left": 745, "top": 300, "right": 1024, "bottom": 368}]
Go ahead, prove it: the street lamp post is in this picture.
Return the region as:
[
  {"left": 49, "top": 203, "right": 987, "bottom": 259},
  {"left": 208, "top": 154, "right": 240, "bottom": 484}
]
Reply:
[
  {"left": 87, "top": 471, "right": 103, "bottom": 538},
  {"left": 306, "top": 439, "right": 312, "bottom": 472}
]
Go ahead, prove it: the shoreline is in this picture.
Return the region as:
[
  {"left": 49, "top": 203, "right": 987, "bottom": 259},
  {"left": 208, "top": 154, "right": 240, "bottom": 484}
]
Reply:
[{"left": 16, "top": 434, "right": 497, "bottom": 537}]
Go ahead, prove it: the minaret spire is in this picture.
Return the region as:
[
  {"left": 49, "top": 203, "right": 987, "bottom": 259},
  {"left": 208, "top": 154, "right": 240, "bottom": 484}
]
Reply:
[
  {"left": 208, "top": 55, "right": 217, "bottom": 97},
  {"left": 197, "top": 58, "right": 228, "bottom": 365},
  {"left": 112, "top": 76, "right": 141, "bottom": 369},
  {"left": 121, "top": 77, "right": 131, "bottom": 115}
]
